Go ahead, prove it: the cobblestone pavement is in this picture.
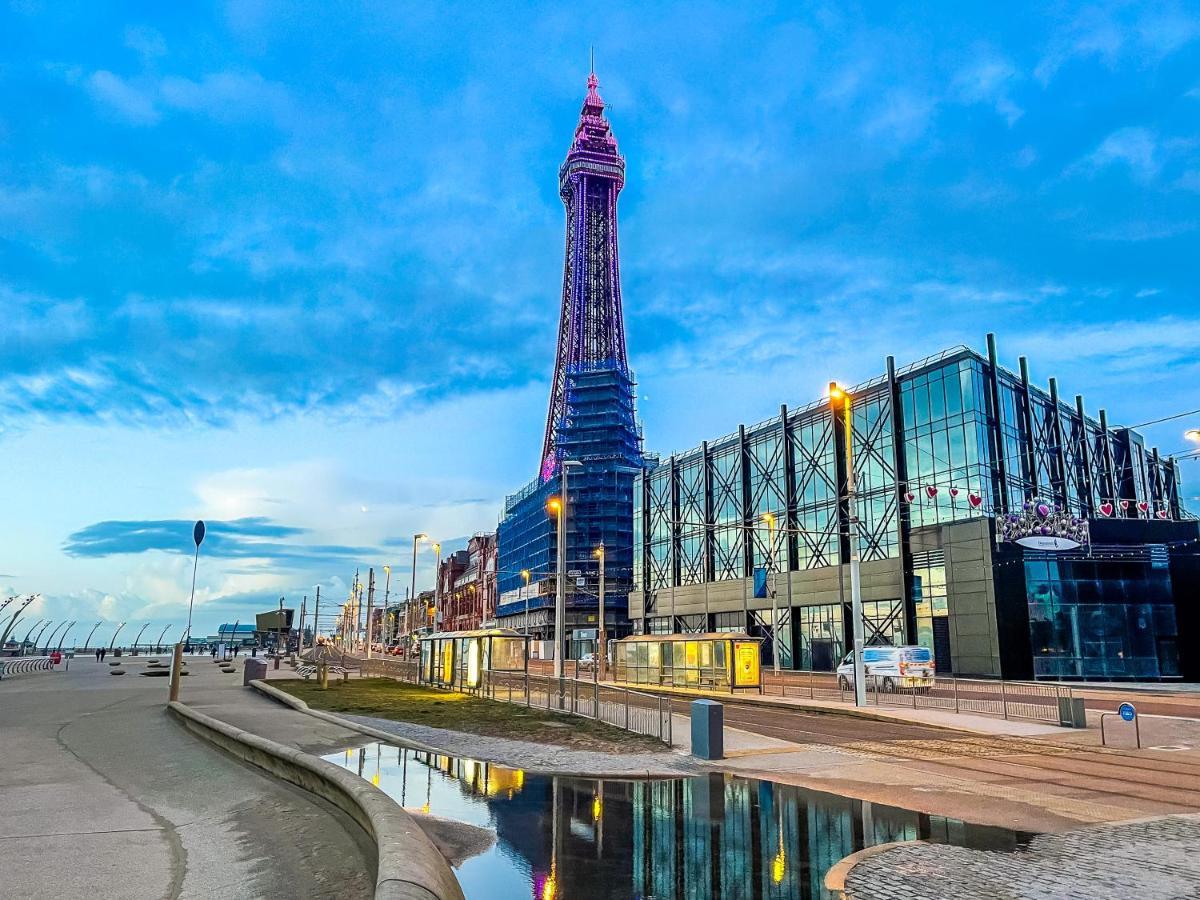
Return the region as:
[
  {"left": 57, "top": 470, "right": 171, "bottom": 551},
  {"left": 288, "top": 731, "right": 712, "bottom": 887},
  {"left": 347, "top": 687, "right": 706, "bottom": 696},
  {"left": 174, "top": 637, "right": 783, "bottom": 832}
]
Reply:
[{"left": 844, "top": 814, "right": 1200, "bottom": 899}]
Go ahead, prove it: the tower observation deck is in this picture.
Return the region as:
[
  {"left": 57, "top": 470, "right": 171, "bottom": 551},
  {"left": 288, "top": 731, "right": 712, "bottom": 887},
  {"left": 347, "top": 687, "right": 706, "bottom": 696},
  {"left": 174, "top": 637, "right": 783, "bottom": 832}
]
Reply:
[{"left": 496, "top": 70, "right": 644, "bottom": 650}]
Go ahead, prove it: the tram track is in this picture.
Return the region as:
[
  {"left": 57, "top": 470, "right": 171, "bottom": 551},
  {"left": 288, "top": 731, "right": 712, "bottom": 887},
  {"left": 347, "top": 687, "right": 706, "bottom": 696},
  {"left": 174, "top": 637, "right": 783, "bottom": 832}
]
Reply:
[{"left": 682, "top": 697, "right": 1200, "bottom": 813}]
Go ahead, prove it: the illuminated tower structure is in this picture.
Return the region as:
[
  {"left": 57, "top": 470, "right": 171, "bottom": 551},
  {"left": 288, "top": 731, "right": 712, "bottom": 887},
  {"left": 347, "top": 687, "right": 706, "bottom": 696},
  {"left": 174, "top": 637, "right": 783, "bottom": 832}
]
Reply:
[{"left": 496, "top": 70, "right": 645, "bottom": 649}]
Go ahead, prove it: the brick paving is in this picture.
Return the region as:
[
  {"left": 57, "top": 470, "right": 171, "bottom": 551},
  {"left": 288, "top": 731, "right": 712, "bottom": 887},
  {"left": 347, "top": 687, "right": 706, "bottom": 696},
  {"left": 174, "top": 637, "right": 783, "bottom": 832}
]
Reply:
[{"left": 844, "top": 814, "right": 1200, "bottom": 899}]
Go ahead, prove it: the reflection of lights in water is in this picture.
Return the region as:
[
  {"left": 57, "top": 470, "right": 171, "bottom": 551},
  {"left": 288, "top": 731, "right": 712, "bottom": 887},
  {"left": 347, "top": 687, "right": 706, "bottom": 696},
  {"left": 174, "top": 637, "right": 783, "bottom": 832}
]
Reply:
[
  {"left": 541, "top": 871, "right": 556, "bottom": 900},
  {"left": 421, "top": 803, "right": 430, "bottom": 814},
  {"left": 592, "top": 796, "right": 602, "bottom": 820},
  {"left": 771, "top": 848, "right": 786, "bottom": 884},
  {"left": 372, "top": 772, "right": 380, "bottom": 786}
]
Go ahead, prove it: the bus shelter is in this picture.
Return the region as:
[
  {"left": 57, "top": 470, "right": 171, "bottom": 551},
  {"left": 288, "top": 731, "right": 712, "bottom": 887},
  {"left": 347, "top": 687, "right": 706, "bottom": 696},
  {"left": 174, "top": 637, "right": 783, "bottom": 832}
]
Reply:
[
  {"left": 419, "top": 629, "right": 529, "bottom": 690},
  {"left": 612, "top": 633, "right": 763, "bottom": 693}
]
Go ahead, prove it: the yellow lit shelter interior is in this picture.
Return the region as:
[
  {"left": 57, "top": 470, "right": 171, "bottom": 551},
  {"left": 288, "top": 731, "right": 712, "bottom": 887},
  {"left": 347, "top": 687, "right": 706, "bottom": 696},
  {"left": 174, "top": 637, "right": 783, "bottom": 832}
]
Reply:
[
  {"left": 611, "top": 633, "right": 763, "bottom": 693},
  {"left": 419, "top": 629, "right": 529, "bottom": 689}
]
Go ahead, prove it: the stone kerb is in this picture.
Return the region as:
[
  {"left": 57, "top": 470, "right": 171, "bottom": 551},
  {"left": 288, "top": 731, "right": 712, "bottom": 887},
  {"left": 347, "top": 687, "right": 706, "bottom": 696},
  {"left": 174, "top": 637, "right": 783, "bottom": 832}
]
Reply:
[{"left": 167, "top": 699, "right": 463, "bottom": 900}]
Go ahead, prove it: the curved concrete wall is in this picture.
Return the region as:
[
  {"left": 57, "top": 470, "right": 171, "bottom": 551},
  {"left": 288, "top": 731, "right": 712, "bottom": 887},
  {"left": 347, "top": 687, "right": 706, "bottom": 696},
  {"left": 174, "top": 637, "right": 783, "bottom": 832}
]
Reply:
[{"left": 167, "top": 700, "right": 464, "bottom": 900}]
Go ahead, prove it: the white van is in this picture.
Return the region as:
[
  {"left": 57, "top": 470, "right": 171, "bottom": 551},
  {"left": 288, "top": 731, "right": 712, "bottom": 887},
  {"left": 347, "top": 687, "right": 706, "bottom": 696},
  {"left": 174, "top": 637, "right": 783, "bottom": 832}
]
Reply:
[{"left": 837, "top": 645, "right": 935, "bottom": 693}]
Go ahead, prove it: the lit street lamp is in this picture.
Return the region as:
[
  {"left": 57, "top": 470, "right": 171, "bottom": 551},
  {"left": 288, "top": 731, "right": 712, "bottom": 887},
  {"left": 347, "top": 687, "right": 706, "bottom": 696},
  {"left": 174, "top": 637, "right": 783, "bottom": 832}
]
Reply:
[
  {"left": 1186, "top": 429, "right": 1200, "bottom": 443},
  {"left": 550, "top": 459, "right": 583, "bottom": 679},
  {"left": 830, "top": 382, "right": 867, "bottom": 707},
  {"left": 521, "top": 569, "right": 532, "bottom": 635},
  {"left": 594, "top": 544, "right": 606, "bottom": 680},
  {"left": 762, "top": 512, "right": 781, "bottom": 674}
]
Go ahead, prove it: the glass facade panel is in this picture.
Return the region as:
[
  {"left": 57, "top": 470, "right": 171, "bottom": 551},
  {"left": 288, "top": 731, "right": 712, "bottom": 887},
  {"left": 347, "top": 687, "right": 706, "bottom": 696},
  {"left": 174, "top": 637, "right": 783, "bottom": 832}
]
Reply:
[
  {"left": 1026, "top": 550, "right": 1179, "bottom": 679},
  {"left": 901, "top": 359, "right": 992, "bottom": 527}
]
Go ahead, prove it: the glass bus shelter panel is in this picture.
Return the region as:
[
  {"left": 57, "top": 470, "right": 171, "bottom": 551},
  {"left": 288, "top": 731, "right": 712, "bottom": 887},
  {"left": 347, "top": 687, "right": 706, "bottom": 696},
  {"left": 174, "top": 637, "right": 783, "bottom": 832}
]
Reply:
[{"left": 489, "top": 636, "right": 528, "bottom": 672}]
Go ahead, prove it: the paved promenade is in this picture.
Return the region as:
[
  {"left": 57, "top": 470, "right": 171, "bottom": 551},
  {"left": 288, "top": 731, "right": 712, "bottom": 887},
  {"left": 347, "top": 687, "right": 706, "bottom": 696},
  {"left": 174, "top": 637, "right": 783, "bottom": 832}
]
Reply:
[{"left": 0, "top": 655, "right": 374, "bottom": 900}]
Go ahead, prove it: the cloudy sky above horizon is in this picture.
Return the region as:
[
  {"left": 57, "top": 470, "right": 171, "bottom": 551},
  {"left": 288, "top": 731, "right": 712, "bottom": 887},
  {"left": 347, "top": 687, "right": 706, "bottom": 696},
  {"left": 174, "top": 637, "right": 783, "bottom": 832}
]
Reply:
[{"left": 2, "top": 2, "right": 1199, "bottom": 641}]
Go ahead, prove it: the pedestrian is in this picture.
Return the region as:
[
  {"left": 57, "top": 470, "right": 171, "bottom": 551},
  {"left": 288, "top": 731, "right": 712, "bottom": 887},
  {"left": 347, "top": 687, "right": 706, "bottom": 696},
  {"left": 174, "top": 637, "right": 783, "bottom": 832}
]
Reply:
[
  {"left": 211, "top": 645, "right": 217, "bottom": 659},
  {"left": 95, "top": 647, "right": 101, "bottom": 662},
  {"left": 100, "top": 647, "right": 106, "bottom": 661}
]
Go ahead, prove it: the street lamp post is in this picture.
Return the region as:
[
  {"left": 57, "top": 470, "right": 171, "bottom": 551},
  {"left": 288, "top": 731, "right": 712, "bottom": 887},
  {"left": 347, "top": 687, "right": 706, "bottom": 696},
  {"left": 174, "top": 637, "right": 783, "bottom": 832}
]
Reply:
[
  {"left": 409, "top": 533, "right": 427, "bottom": 641},
  {"left": 109, "top": 621, "right": 127, "bottom": 652},
  {"left": 521, "top": 570, "right": 532, "bottom": 635},
  {"left": 32, "top": 620, "right": 54, "bottom": 654},
  {"left": 365, "top": 568, "right": 376, "bottom": 659},
  {"left": 184, "top": 520, "right": 205, "bottom": 646},
  {"left": 56, "top": 621, "right": 78, "bottom": 654},
  {"left": 431, "top": 542, "right": 442, "bottom": 632},
  {"left": 80, "top": 620, "right": 102, "bottom": 652},
  {"left": 131, "top": 622, "right": 150, "bottom": 654},
  {"left": 594, "top": 544, "right": 606, "bottom": 680},
  {"left": 155, "top": 624, "right": 172, "bottom": 653},
  {"left": 762, "top": 513, "right": 781, "bottom": 674},
  {"left": 551, "top": 460, "right": 583, "bottom": 679},
  {"left": 42, "top": 621, "right": 69, "bottom": 654},
  {"left": 830, "top": 382, "right": 867, "bottom": 707},
  {"left": 381, "top": 566, "right": 391, "bottom": 645}
]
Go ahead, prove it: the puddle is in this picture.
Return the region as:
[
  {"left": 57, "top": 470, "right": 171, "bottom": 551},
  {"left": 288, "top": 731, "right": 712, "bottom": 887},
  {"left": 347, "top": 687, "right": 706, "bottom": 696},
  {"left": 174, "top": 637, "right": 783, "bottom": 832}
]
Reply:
[{"left": 326, "top": 742, "right": 1028, "bottom": 899}]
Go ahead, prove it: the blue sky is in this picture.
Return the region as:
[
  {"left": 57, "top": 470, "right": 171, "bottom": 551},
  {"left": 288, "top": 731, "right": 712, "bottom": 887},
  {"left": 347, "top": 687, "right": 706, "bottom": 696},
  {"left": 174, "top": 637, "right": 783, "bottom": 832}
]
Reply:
[{"left": 2, "top": 2, "right": 1199, "bottom": 642}]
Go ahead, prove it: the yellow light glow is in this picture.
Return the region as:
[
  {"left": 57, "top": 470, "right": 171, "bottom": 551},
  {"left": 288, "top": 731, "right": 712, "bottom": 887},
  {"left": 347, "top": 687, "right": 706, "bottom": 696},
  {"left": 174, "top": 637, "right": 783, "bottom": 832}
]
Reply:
[
  {"left": 521, "top": 569, "right": 531, "bottom": 583},
  {"left": 1187, "top": 429, "right": 1200, "bottom": 443},
  {"left": 593, "top": 545, "right": 604, "bottom": 558},
  {"left": 761, "top": 512, "right": 775, "bottom": 528},
  {"left": 592, "top": 796, "right": 602, "bottom": 819},
  {"left": 542, "top": 874, "right": 556, "bottom": 900},
  {"left": 772, "top": 849, "right": 786, "bottom": 883},
  {"left": 371, "top": 772, "right": 380, "bottom": 786},
  {"left": 546, "top": 497, "right": 562, "bottom": 515}
]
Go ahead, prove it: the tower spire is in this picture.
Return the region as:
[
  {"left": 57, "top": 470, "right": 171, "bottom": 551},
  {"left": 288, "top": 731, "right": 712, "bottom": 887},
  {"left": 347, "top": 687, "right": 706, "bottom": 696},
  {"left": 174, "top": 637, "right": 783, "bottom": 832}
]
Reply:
[{"left": 539, "top": 67, "right": 635, "bottom": 482}]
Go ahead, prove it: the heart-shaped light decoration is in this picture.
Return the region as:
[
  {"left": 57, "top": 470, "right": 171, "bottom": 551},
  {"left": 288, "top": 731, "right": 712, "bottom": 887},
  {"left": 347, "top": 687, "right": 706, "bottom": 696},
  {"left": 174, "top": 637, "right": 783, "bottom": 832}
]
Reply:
[
  {"left": 1157, "top": 510, "right": 1168, "bottom": 520},
  {"left": 968, "top": 493, "right": 983, "bottom": 509},
  {"left": 925, "top": 486, "right": 939, "bottom": 500},
  {"left": 904, "top": 491, "right": 916, "bottom": 503},
  {"left": 1120, "top": 500, "right": 1130, "bottom": 511},
  {"left": 949, "top": 487, "right": 960, "bottom": 498},
  {"left": 1036, "top": 502, "right": 1052, "bottom": 518},
  {"left": 1099, "top": 502, "right": 1114, "bottom": 517},
  {"left": 1137, "top": 501, "right": 1149, "bottom": 513}
]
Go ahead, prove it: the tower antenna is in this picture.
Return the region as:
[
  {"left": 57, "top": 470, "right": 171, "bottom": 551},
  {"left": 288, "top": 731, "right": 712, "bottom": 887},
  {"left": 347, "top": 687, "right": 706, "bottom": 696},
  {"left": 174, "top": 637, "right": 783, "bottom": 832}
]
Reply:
[{"left": 590, "top": 45, "right": 594, "bottom": 75}]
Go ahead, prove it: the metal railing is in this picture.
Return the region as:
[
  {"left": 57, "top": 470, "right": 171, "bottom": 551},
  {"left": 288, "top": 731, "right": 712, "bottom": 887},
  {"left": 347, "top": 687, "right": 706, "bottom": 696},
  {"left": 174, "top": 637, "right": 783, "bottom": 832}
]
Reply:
[
  {"left": 762, "top": 668, "right": 1074, "bottom": 723},
  {"left": 351, "top": 655, "right": 672, "bottom": 745},
  {"left": 0, "top": 656, "right": 56, "bottom": 680}
]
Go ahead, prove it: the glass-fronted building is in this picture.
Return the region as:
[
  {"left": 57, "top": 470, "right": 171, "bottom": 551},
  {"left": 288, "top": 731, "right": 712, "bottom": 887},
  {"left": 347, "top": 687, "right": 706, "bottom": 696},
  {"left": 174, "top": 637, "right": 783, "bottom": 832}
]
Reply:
[{"left": 630, "top": 337, "right": 1198, "bottom": 681}]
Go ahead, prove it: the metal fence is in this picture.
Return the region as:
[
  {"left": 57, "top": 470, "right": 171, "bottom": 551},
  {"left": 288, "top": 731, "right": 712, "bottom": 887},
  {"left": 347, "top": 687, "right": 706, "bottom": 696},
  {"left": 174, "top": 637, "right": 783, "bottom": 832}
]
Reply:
[
  {"left": 0, "top": 656, "right": 56, "bottom": 680},
  {"left": 762, "top": 668, "right": 1074, "bottom": 724},
  {"left": 351, "top": 655, "right": 673, "bottom": 745}
]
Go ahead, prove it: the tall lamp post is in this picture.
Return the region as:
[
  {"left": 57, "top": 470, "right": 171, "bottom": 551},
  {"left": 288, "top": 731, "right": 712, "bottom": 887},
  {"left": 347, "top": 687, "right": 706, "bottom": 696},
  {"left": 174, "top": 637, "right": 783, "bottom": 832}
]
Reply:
[
  {"left": 80, "top": 620, "right": 102, "bottom": 652},
  {"left": 762, "top": 512, "right": 781, "bottom": 674},
  {"left": 32, "top": 620, "right": 54, "bottom": 654},
  {"left": 43, "top": 620, "right": 71, "bottom": 654},
  {"left": 56, "top": 621, "right": 78, "bottom": 653},
  {"left": 430, "top": 542, "right": 441, "bottom": 632},
  {"left": 184, "top": 520, "right": 205, "bottom": 646},
  {"left": 109, "top": 621, "right": 127, "bottom": 652},
  {"left": 830, "top": 382, "right": 867, "bottom": 707},
  {"left": 549, "top": 459, "right": 583, "bottom": 678},
  {"left": 409, "top": 533, "right": 427, "bottom": 640},
  {"left": 594, "top": 544, "right": 606, "bottom": 680},
  {"left": 155, "top": 624, "right": 172, "bottom": 653},
  {"left": 381, "top": 566, "right": 391, "bottom": 645},
  {"left": 521, "top": 570, "right": 532, "bottom": 635},
  {"left": 131, "top": 622, "right": 151, "bottom": 654}
]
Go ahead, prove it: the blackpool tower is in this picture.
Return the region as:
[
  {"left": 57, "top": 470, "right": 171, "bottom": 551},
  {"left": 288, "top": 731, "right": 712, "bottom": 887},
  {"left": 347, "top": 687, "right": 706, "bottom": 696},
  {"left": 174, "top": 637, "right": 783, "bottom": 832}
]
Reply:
[{"left": 496, "top": 69, "right": 643, "bottom": 646}]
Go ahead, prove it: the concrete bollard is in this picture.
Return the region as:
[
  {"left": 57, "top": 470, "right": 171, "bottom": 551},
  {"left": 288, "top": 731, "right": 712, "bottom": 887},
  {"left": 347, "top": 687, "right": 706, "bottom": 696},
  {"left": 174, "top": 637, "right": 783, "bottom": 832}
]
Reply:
[
  {"left": 690, "top": 698, "right": 724, "bottom": 760},
  {"left": 244, "top": 658, "right": 268, "bottom": 687}
]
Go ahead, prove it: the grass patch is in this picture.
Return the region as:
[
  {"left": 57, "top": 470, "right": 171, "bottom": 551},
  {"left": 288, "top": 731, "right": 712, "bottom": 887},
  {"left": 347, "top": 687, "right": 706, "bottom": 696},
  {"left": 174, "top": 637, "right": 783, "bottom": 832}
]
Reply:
[{"left": 275, "top": 677, "right": 665, "bottom": 752}]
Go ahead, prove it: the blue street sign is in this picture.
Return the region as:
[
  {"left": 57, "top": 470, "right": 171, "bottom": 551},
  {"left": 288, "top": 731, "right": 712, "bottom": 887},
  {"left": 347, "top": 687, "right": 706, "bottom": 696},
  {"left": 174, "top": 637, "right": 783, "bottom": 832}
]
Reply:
[{"left": 1118, "top": 702, "right": 1136, "bottom": 722}]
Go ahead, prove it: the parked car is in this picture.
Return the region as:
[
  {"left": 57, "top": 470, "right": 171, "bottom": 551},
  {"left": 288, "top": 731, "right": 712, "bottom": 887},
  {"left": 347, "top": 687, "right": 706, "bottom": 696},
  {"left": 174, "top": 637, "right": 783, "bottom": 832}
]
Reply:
[{"left": 836, "top": 645, "right": 935, "bottom": 693}]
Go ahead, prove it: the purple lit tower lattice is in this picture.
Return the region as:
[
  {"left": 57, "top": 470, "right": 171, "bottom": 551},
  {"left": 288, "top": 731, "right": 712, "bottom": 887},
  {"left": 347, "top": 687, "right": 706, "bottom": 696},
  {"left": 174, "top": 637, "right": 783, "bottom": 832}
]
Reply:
[{"left": 540, "top": 69, "right": 634, "bottom": 483}]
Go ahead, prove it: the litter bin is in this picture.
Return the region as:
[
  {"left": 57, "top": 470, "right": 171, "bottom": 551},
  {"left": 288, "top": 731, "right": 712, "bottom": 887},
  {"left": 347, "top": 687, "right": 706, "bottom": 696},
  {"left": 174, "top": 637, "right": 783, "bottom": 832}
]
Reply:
[
  {"left": 690, "top": 699, "right": 724, "bottom": 760},
  {"left": 244, "top": 658, "right": 268, "bottom": 687}
]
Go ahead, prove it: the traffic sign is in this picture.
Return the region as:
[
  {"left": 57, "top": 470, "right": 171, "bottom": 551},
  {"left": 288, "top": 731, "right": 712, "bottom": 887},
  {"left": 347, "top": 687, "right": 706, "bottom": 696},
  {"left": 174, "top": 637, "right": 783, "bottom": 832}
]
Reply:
[{"left": 1118, "top": 702, "right": 1136, "bottom": 722}]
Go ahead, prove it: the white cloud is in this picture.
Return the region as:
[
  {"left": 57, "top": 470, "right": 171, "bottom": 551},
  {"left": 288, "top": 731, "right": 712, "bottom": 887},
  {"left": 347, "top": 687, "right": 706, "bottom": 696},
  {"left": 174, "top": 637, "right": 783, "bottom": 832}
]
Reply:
[
  {"left": 87, "top": 71, "right": 159, "bottom": 124},
  {"left": 953, "top": 57, "right": 1023, "bottom": 125},
  {"left": 1079, "top": 127, "right": 1160, "bottom": 180}
]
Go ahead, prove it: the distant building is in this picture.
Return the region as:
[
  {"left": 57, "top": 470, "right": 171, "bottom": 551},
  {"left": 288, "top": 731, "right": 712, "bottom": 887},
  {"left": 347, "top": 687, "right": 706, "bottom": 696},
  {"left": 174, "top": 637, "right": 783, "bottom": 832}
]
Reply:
[
  {"left": 440, "top": 533, "right": 498, "bottom": 632},
  {"left": 209, "top": 623, "right": 257, "bottom": 646}
]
